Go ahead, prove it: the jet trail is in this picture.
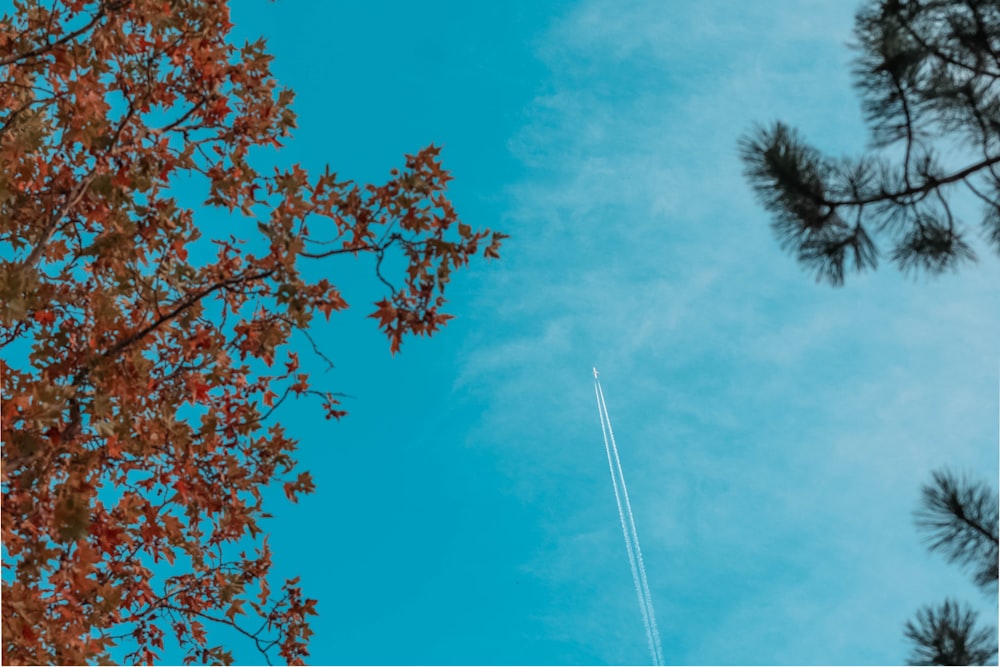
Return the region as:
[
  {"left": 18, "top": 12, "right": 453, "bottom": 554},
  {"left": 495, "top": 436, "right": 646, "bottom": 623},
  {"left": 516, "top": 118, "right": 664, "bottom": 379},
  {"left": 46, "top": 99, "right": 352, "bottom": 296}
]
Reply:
[
  {"left": 594, "top": 372, "right": 663, "bottom": 666},
  {"left": 595, "top": 381, "right": 656, "bottom": 664}
]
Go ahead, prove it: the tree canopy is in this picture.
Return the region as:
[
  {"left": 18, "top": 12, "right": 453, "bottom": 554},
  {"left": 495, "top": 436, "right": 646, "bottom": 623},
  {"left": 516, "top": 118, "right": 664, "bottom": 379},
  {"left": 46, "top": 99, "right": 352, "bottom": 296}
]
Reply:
[
  {"left": 740, "top": 0, "right": 1000, "bottom": 285},
  {"left": 0, "top": 0, "right": 505, "bottom": 663}
]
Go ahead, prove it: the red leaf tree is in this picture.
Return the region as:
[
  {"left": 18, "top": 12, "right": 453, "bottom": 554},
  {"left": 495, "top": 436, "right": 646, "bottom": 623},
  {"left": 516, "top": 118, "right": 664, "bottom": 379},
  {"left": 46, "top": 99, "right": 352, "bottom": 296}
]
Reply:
[{"left": 0, "top": 1, "right": 506, "bottom": 663}]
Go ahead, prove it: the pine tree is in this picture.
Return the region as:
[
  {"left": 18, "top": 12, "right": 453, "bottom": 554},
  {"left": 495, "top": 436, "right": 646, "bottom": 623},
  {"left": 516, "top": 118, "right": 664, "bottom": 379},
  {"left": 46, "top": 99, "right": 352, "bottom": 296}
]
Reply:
[
  {"left": 740, "top": 0, "right": 1000, "bottom": 285},
  {"left": 904, "top": 471, "right": 999, "bottom": 665}
]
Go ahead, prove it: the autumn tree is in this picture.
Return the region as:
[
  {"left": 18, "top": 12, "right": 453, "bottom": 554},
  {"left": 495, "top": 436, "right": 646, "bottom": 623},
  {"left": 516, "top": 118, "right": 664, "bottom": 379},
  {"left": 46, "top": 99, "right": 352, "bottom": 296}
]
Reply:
[
  {"left": 740, "top": 0, "right": 1000, "bottom": 285},
  {"left": 903, "top": 470, "right": 998, "bottom": 666},
  {"left": 0, "top": 0, "right": 505, "bottom": 664}
]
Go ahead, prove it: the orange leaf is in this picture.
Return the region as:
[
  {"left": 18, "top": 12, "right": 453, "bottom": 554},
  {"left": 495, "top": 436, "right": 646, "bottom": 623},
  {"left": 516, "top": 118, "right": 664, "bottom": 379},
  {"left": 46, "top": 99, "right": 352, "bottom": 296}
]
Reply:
[
  {"left": 368, "top": 299, "right": 396, "bottom": 328},
  {"left": 225, "top": 599, "right": 245, "bottom": 622},
  {"left": 172, "top": 239, "right": 188, "bottom": 261}
]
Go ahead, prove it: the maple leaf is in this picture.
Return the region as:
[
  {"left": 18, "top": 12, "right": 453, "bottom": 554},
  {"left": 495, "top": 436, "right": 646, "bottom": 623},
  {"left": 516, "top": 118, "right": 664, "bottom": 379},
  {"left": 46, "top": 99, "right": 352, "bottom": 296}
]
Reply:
[
  {"left": 369, "top": 298, "right": 397, "bottom": 329},
  {"left": 224, "top": 599, "right": 245, "bottom": 622}
]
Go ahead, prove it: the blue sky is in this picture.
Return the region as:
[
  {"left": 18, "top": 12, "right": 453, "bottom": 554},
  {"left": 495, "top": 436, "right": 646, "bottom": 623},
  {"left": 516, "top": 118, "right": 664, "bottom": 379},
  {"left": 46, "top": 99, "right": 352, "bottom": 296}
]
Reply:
[
  {"left": 11, "top": 0, "right": 996, "bottom": 664},
  {"left": 219, "top": 1, "right": 1000, "bottom": 664}
]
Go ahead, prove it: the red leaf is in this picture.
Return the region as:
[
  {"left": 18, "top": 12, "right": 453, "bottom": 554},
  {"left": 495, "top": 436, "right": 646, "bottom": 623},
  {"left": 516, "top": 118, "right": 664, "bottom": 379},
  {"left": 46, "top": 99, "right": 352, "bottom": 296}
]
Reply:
[
  {"left": 172, "top": 239, "right": 188, "bottom": 261},
  {"left": 368, "top": 299, "right": 396, "bottom": 328},
  {"left": 33, "top": 310, "right": 56, "bottom": 325}
]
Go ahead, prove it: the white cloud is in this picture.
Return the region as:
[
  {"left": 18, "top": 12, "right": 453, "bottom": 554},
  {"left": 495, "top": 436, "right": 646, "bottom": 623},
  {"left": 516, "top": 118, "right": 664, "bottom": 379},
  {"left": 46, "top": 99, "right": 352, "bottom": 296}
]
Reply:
[{"left": 456, "top": 0, "right": 999, "bottom": 663}]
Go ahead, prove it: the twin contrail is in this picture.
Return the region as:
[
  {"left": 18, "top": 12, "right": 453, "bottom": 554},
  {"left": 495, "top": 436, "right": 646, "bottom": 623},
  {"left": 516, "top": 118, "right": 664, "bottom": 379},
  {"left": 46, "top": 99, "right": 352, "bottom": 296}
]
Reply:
[{"left": 594, "top": 369, "right": 663, "bottom": 666}]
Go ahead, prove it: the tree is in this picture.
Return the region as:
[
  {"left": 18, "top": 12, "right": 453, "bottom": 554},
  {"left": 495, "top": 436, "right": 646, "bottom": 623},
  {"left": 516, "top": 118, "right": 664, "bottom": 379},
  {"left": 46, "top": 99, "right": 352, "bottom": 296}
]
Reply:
[
  {"left": 904, "top": 471, "right": 999, "bottom": 665},
  {"left": 0, "top": 1, "right": 505, "bottom": 664},
  {"left": 740, "top": 0, "right": 1000, "bottom": 286}
]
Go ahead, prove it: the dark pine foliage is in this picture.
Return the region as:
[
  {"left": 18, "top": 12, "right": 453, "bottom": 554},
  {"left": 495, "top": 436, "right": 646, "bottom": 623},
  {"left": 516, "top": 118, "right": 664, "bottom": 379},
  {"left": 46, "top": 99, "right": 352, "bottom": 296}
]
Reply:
[
  {"left": 904, "top": 470, "right": 999, "bottom": 666},
  {"left": 904, "top": 599, "right": 997, "bottom": 665},
  {"left": 740, "top": 0, "right": 1000, "bottom": 285},
  {"left": 915, "top": 470, "right": 1000, "bottom": 592}
]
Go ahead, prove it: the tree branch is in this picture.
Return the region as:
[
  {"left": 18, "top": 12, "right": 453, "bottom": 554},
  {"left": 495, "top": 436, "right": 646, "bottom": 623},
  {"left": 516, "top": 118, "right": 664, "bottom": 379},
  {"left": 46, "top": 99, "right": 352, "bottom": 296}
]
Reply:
[
  {"left": 0, "top": 9, "right": 105, "bottom": 67},
  {"left": 99, "top": 267, "right": 277, "bottom": 363},
  {"left": 830, "top": 153, "right": 1000, "bottom": 207},
  {"left": 895, "top": 8, "right": 1000, "bottom": 79},
  {"left": 21, "top": 104, "right": 138, "bottom": 271}
]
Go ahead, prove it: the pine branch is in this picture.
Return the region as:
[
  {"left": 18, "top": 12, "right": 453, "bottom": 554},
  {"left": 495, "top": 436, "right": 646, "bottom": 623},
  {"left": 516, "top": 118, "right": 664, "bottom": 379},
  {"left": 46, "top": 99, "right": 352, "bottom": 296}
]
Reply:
[
  {"left": 915, "top": 469, "right": 999, "bottom": 592},
  {"left": 741, "top": 0, "right": 1000, "bottom": 284},
  {"left": 904, "top": 599, "right": 997, "bottom": 666}
]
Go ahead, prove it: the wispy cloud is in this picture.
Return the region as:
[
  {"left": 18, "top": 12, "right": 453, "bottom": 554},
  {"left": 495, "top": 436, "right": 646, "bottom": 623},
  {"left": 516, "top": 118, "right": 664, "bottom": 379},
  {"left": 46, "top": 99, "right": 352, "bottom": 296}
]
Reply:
[{"left": 455, "top": 0, "right": 999, "bottom": 663}]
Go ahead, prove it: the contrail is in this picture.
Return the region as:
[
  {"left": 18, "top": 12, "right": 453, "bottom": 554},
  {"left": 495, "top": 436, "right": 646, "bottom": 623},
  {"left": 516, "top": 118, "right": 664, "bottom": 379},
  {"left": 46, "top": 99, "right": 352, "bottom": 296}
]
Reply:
[
  {"left": 598, "top": 379, "right": 664, "bottom": 665},
  {"left": 594, "top": 381, "right": 657, "bottom": 664},
  {"left": 594, "top": 371, "right": 663, "bottom": 665}
]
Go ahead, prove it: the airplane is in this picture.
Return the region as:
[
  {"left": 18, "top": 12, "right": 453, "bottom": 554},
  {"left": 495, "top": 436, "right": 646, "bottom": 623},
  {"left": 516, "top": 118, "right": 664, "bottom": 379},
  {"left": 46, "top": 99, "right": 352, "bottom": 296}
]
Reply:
[{"left": 593, "top": 367, "right": 599, "bottom": 378}]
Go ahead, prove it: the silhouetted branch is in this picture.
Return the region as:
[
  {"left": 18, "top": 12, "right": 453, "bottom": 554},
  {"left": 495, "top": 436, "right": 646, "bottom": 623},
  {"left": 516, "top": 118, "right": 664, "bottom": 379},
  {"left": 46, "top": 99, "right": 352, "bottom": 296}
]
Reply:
[
  {"left": 904, "top": 599, "right": 997, "bottom": 666},
  {"left": 915, "top": 469, "right": 999, "bottom": 592}
]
